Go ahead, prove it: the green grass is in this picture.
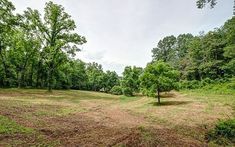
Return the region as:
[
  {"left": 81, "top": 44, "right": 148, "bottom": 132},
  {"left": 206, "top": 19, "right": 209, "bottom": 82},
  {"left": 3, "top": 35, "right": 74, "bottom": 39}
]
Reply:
[
  {"left": 181, "top": 88, "right": 235, "bottom": 111},
  {"left": 0, "top": 115, "right": 33, "bottom": 134},
  {"left": 119, "top": 95, "right": 141, "bottom": 102}
]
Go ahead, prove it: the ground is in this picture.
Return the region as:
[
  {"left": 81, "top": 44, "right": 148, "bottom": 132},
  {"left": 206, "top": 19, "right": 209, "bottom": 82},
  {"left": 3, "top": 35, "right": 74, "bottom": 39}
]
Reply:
[{"left": 0, "top": 89, "right": 234, "bottom": 146}]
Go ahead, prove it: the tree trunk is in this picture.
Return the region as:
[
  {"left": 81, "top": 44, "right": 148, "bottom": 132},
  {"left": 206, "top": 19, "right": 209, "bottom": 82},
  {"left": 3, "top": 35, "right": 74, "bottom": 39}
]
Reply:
[
  {"left": 36, "top": 61, "right": 42, "bottom": 88},
  {"left": 29, "top": 63, "right": 34, "bottom": 87},
  {"left": 0, "top": 47, "right": 9, "bottom": 86},
  {"left": 18, "top": 72, "right": 22, "bottom": 88},
  {"left": 47, "top": 69, "right": 53, "bottom": 92},
  {"left": 157, "top": 89, "right": 160, "bottom": 104}
]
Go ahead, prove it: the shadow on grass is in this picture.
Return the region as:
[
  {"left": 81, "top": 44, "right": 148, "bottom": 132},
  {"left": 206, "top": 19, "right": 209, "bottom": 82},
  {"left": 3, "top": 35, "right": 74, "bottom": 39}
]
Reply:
[
  {"left": 160, "top": 92, "right": 176, "bottom": 98},
  {"left": 149, "top": 101, "right": 192, "bottom": 106}
]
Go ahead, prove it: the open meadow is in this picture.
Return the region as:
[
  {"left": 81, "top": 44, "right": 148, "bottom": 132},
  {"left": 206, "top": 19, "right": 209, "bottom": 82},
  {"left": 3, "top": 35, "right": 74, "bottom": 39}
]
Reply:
[{"left": 0, "top": 89, "right": 234, "bottom": 146}]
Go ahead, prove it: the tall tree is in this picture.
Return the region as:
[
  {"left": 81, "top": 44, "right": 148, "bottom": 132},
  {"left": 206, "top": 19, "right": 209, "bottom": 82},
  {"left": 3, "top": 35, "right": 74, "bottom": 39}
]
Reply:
[
  {"left": 24, "top": 1, "right": 86, "bottom": 91},
  {"left": 152, "top": 35, "right": 177, "bottom": 66},
  {"left": 10, "top": 19, "right": 40, "bottom": 88},
  {"left": 222, "top": 17, "right": 235, "bottom": 76},
  {"left": 0, "top": 0, "right": 17, "bottom": 86},
  {"left": 175, "top": 34, "right": 194, "bottom": 78}
]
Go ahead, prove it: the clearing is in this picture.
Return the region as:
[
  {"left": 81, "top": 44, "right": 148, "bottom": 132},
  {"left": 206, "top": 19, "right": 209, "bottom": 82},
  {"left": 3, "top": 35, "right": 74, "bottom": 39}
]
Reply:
[{"left": 0, "top": 89, "right": 234, "bottom": 146}]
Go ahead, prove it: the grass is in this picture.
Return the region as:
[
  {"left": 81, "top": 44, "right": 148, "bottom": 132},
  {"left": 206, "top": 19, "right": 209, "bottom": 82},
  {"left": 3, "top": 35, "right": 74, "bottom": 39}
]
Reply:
[
  {"left": 0, "top": 115, "right": 33, "bottom": 134},
  {"left": 181, "top": 89, "right": 235, "bottom": 114},
  {"left": 0, "top": 88, "right": 234, "bottom": 146},
  {"left": 137, "top": 126, "right": 155, "bottom": 143}
]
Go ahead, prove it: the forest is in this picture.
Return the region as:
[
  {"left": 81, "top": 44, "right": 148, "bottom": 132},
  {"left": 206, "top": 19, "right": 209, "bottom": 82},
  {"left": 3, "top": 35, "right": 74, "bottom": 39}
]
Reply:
[
  {"left": 0, "top": 0, "right": 235, "bottom": 146},
  {"left": 1, "top": 0, "right": 234, "bottom": 93}
]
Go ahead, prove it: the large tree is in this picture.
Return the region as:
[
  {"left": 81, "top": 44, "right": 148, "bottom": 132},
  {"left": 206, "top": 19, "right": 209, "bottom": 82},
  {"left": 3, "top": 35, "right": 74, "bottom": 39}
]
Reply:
[
  {"left": 222, "top": 17, "right": 235, "bottom": 76},
  {"left": 0, "top": 0, "right": 17, "bottom": 86},
  {"left": 152, "top": 35, "right": 177, "bottom": 66},
  {"left": 24, "top": 1, "right": 86, "bottom": 91},
  {"left": 140, "top": 61, "right": 179, "bottom": 104}
]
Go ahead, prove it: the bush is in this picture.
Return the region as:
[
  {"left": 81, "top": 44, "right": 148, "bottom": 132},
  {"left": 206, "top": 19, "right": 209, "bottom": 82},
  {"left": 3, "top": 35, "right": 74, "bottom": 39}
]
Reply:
[
  {"left": 110, "top": 86, "right": 123, "bottom": 95},
  {"left": 206, "top": 119, "right": 235, "bottom": 145},
  {"left": 226, "top": 79, "right": 235, "bottom": 90},
  {"left": 179, "top": 80, "right": 202, "bottom": 89},
  {"left": 122, "top": 87, "right": 133, "bottom": 96},
  {"left": 201, "top": 78, "right": 213, "bottom": 86}
]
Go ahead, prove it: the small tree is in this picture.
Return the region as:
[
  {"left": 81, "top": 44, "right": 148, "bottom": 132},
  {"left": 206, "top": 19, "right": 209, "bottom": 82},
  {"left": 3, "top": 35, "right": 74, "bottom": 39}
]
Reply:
[{"left": 140, "top": 61, "right": 179, "bottom": 104}]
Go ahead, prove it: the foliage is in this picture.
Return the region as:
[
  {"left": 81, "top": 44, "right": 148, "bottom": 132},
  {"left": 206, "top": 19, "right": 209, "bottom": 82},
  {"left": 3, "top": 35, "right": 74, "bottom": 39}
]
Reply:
[
  {"left": 196, "top": 0, "right": 217, "bottom": 8},
  {"left": 1, "top": 0, "right": 235, "bottom": 97},
  {"left": 110, "top": 86, "right": 123, "bottom": 95},
  {"left": 86, "top": 62, "right": 104, "bottom": 91},
  {"left": 122, "top": 87, "right": 133, "bottom": 97},
  {"left": 180, "top": 78, "right": 235, "bottom": 95},
  {"left": 206, "top": 119, "right": 235, "bottom": 145},
  {"left": 102, "top": 70, "right": 120, "bottom": 92},
  {"left": 152, "top": 35, "right": 176, "bottom": 66},
  {"left": 0, "top": 0, "right": 122, "bottom": 92},
  {"left": 140, "top": 61, "right": 179, "bottom": 103},
  {"left": 152, "top": 17, "right": 235, "bottom": 85},
  {"left": 121, "top": 66, "right": 143, "bottom": 93},
  {"left": 23, "top": 1, "right": 86, "bottom": 91}
]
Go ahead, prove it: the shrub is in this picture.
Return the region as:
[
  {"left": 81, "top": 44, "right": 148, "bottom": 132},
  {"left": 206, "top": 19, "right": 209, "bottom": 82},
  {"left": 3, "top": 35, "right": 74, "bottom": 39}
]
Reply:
[
  {"left": 226, "top": 79, "right": 235, "bottom": 90},
  {"left": 122, "top": 87, "right": 133, "bottom": 96},
  {"left": 110, "top": 86, "right": 123, "bottom": 95},
  {"left": 201, "top": 78, "right": 213, "bottom": 86},
  {"left": 206, "top": 119, "right": 235, "bottom": 145},
  {"left": 179, "top": 80, "right": 201, "bottom": 89}
]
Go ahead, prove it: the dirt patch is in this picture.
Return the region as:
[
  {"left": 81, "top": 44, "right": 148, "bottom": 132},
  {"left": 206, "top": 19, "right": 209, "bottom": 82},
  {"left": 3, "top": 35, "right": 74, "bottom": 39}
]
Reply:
[{"left": 34, "top": 114, "right": 205, "bottom": 147}]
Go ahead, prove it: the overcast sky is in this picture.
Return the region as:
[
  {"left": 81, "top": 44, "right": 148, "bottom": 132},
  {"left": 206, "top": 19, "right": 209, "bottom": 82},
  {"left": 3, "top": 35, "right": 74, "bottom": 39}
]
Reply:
[{"left": 11, "top": 0, "right": 233, "bottom": 75}]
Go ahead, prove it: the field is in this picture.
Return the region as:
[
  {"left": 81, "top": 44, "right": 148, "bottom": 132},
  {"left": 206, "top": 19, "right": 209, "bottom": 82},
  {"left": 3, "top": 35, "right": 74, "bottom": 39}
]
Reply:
[{"left": 0, "top": 89, "right": 234, "bottom": 146}]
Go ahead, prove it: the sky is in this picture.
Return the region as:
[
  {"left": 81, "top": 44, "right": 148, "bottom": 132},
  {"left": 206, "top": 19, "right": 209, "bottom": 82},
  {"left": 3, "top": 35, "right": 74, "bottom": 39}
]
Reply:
[{"left": 11, "top": 0, "right": 233, "bottom": 75}]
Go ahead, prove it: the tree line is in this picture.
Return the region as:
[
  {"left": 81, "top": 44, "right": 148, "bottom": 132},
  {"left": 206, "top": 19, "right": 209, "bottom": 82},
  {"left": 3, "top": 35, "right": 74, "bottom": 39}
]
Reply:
[
  {"left": 152, "top": 17, "right": 235, "bottom": 81},
  {"left": 1, "top": 0, "right": 235, "bottom": 103}
]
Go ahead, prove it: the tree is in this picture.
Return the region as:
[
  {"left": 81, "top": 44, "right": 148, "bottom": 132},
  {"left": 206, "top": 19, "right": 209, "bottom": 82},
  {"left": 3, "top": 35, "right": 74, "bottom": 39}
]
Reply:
[
  {"left": 140, "top": 61, "right": 179, "bottom": 104},
  {"left": 24, "top": 1, "right": 86, "bottom": 91},
  {"left": 0, "top": 0, "right": 17, "bottom": 86},
  {"left": 152, "top": 35, "right": 177, "bottom": 66},
  {"left": 175, "top": 34, "right": 194, "bottom": 78},
  {"left": 86, "top": 62, "right": 104, "bottom": 91},
  {"left": 102, "top": 71, "right": 119, "bottom": 92},
  {"left": 69, "top": 60, "right": 88, "bottom": 90},
  {"left": 121, "top": 66, "right": 143, "bottom": 95},
  {"left": 10, "top": 20, "right": 40, "bottom": 88},
  {"left": 222, "top": 17, "right": 235, "bottom": 76}
]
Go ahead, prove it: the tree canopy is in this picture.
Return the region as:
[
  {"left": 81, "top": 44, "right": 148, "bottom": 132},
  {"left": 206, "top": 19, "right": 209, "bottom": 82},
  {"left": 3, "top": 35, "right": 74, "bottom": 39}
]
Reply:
[{"left": 140, "top": 61, "right": 179, "bottom": 103}]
